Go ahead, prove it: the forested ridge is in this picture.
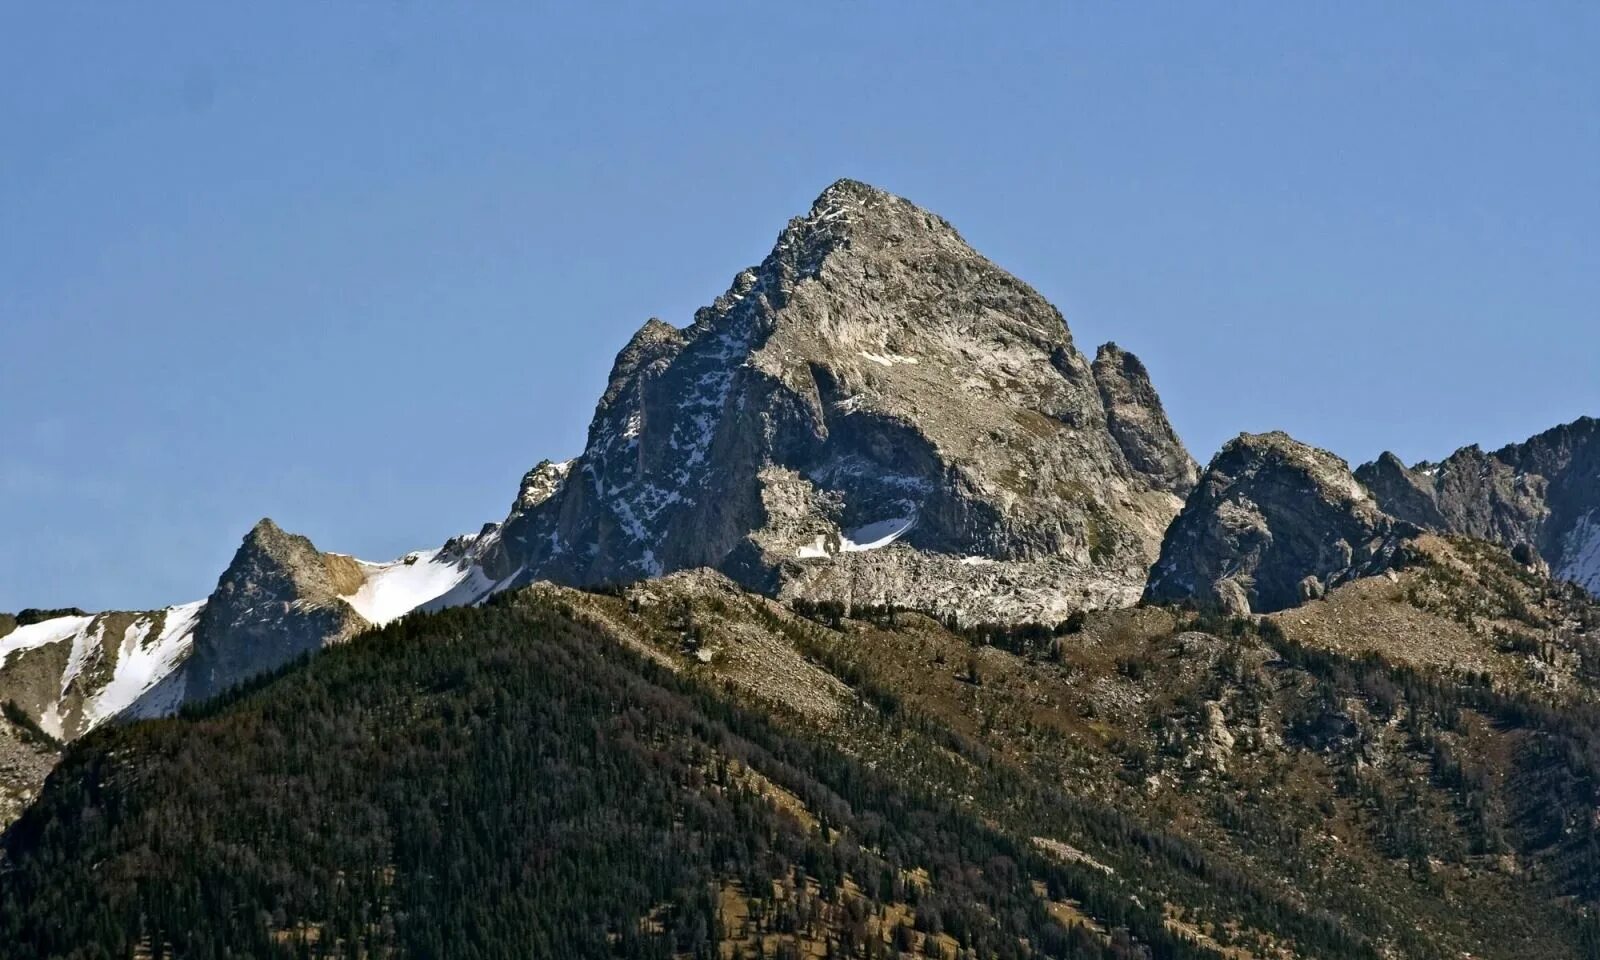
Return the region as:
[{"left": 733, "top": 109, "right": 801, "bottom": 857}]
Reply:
[
  {"left": 0, "top": 593, "right": 1203, "bottom": 960},
  {"left": 9, "top": 535, "right": 1600, "bottom": 959}
]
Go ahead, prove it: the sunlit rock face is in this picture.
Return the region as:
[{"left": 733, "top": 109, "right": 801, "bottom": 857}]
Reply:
[{"left": 492, "top": 179, "right": 1194, "bottom": 621}]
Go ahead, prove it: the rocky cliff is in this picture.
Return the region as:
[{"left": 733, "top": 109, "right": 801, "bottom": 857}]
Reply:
[
  {"left": 1357, "top": 416, "right": 1600, "bottom": 596},
  {"left": 490, "top": 179, "right": 1194, "bottom": 621},
  {"left": 1145, "top": 432, "right": 1418, "bottom": 614},
  {"left": 1092, "top": 342, "right": 1199, "bottom": 495},
  {"left": 166, "top": 520, "right": 368, "bottom": 704}
]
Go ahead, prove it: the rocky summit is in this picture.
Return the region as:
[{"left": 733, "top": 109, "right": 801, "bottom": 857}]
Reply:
[
  {"left": 156, "top": 519, "right": 369, "bottom": 705},
  {"left": 1357, "top": 416, "right": 1600, "bottom": 596},
  {"left": 1144, "top": 431, "right": 1418, "bottom": 614},
  {"left": 488, "top": 179, "right": 1194, "bottom": 621}
]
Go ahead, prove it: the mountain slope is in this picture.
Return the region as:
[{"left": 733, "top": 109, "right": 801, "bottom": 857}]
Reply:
[
  {"left": 0, "top": 602, "right": 203, "bottom": 741},
  {"left": 10, "top": 547, "right": 1600, "bottom": 958},
  {"left": 0, "top": 592, "right": 1212, "bottom": 960},
  {"left": 490, "top": 179, "right": 1194, "bottom": 621}
]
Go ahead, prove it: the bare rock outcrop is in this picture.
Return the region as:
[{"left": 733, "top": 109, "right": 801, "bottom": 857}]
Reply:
[
  {"left": 176, "top": 519, "right": 369, "bottom": 703},
  {"left": 1092, "top": 342, "right": 1198, "bottom": 496},
  {"left": 1145, "top": 432, "right": 1418, "bottom": 614}
]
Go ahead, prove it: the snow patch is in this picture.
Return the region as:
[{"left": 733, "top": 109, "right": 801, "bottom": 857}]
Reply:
[
  {"left": 341, "top": 549, "right": 493, "bottom": 627},
  {"left": 1559, "top": 511, "right": 1600, "bottom": 596},
  {"left": 37, "top": 701, "right": 63, "bottom": 741},
  {"left": 419, "top": 565, "right": 501, "bottom": 614},
  {"left": 844, "top": 516, "right": 916, "bottom": 550},
  {"left": 0, "top": 613, "right": 95, "bottom": 669},
  {"left": 59, "top": 620, "right": 105, "bottom": 701},
  {"left": 796, "top": 516, "right": 917, "bottom": 559},
  {"left": 860, "top": 351, "right": 920, "bottom": 368}
]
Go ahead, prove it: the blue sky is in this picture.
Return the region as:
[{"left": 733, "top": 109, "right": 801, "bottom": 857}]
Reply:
[{"left": 3, "top": 4, "right": 1596, "bottom": 611}]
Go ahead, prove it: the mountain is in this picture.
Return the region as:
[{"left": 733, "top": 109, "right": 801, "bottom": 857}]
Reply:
[
  {"left": 1357, "top": 416, "right": 1600, "bottom": 596},
  {"left": 155, "top": 518, "right": 506, "bottom": 706},
  {"left": 486, "top": 179, "right": 1195, "bottom": 622},
  {"left": 2, "top": 179, "right": 1195, "bottom": 755},
  {"left": 6, "top": 175, "right": 1600, "bottom": 957},
  {"left": 1144, "top": 432, "right": 1418, "bottom": 614}
]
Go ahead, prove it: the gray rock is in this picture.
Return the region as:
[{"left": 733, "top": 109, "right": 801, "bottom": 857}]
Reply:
[
  {"left": 1093, "top": 342, "right": 1199, "bottom": 495},
  {"left": 156, "top": 519, "right": 370, "bottom": 705},
  {"left": 492, "top": 179, "right": 1195, "bottom": 621},
  {"left": 1213, "top": 577, "right": 1253, "bottom": 617},
  {"left": 1356, "top": 416, "right": 1599, "bottom": 596},
  {"left": 1145, "top": 432, "right": 1417, "bottom": 614},
  {"left": 513, "top": 459, "right": 575, "bottom": 513}
]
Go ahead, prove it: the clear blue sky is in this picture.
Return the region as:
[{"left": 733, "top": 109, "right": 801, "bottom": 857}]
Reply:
[{"left": 3, "top": 4, "right": 1596, "bottom": 611}]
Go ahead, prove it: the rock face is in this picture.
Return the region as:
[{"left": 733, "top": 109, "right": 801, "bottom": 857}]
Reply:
[
  {"left": 1092, "top": 342, "right": 1198, "bottom": 495},
  {"left": 1145, "top": 432, "right": 1417, "bottom": 614},
  {"left": 1357, "top": 417, "right": 1600, "bottom": 596},
  {"left": 172, "top": 519, "right": 369, "bottom": 704},
  {"left": 491, "top": 179, "right": 1194, "bottom": 621}
]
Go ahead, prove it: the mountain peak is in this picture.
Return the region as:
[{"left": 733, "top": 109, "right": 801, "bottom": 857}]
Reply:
[
  {"left": 1094, "top": 340, "right": 1133, "bottom": 364},
  {"left": 490, "top": 180, "right": 1193, "bottom": 620},
  {"left": 812, "top": 176, "right": 893, "bottom": 206},
  {"left": 245, "top": 515, "right": 283, "bottom": 538},
  {"left": 743, "top": 180, "right": 973, "bottom": 300},
  {"left": 1146, "top": 431, "right": 1414, "bottom": 614},
  {"left": 181, "top": 520, "right": 366, "bottom": 702},
  {"left": 231, "top": 518, "right": 327, "bottom": 581}
]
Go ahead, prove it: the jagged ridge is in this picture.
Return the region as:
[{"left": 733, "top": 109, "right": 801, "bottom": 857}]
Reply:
[{"left": 1357, "top": 416, "right": 1600, "bottom": 596}]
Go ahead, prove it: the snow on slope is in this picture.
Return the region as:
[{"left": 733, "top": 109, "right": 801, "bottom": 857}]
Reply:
[
  {"left": 0, "top": 614, "right": 96, "bottom": 669},
  {"left": 86, "top": 600, "right": 205, "bottom": 727},
  {"left": 1560, "top": 511, "right": 1600, "bottom": 597},
  {"left": 340, "top": 550, "right": 483, "bottom": 626},
  {"left": 337, "top": 532, "right": 509, "bottom": 627},
  {"left": 2, "top": 602, "right": 207, "bottom": 739}
]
